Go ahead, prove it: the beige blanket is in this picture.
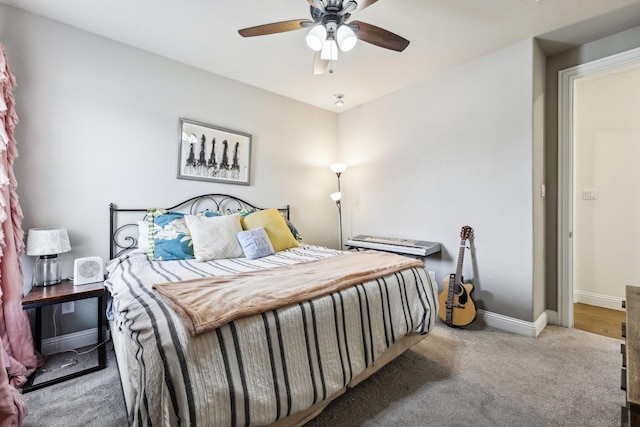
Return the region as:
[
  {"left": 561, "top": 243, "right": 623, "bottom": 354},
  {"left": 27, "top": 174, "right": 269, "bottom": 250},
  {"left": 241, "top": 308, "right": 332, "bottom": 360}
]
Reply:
[{"left": 153, "top": 250, "right": 424, "bottom": 336}]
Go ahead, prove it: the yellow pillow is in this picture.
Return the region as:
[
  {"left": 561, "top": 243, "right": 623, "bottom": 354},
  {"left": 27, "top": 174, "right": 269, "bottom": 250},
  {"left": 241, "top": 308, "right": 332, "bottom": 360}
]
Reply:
[{"left": 241, "top": 209, "right": 299, "bottom": 252}]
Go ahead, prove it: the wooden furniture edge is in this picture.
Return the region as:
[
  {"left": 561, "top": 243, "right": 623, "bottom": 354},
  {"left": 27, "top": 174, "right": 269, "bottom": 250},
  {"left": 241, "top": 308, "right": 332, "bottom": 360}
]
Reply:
[{"left": 625, "top": 285, "right": 640, "bottom": 425}]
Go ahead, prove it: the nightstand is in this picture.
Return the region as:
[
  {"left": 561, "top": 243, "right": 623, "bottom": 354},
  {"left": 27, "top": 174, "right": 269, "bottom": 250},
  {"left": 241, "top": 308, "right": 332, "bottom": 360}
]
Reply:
[{"left": 21, "top": 279, "right": 106, "bottom": 393}]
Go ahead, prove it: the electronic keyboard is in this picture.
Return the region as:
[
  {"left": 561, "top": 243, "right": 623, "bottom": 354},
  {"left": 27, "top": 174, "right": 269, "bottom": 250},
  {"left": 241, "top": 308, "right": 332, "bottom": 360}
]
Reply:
[{"left": 345, "top": 235, "right": 441, "bottom": 256}]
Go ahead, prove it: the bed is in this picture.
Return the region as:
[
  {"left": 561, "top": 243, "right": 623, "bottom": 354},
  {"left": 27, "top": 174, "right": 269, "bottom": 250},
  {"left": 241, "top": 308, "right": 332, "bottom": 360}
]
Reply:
[{"left": 105, "top": 194, "right": 438, "bottom": 426}]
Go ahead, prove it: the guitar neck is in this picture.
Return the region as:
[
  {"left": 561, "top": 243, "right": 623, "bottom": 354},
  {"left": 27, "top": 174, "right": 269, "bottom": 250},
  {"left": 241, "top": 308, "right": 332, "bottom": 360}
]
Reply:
[{"left": 454, "top": 239, "right": 466, "bottom": 285}]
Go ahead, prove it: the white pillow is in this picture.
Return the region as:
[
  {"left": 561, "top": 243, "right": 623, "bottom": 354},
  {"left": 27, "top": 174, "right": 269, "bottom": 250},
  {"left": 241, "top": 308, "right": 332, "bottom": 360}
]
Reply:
[
  {"left": 236, "top": 227, "right": 275, "bottom": 260},
  {"left": 137, "top": 221, "right": 149, "bottom": 252},
  {"left": 184, "top": 213, "right": 244, "bottom": 261}
]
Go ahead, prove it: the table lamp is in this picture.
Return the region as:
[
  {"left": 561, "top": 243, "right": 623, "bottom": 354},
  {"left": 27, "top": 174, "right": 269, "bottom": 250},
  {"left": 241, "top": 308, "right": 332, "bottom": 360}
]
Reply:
[{"left": 26, "top": 228, "right": 71, "bottom": 287}]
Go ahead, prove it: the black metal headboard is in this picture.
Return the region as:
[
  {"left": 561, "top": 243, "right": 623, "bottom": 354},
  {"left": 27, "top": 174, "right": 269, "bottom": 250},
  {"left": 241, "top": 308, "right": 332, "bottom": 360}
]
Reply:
[{"left": 109, "top": 194, "right": 290, "bottom": 259}]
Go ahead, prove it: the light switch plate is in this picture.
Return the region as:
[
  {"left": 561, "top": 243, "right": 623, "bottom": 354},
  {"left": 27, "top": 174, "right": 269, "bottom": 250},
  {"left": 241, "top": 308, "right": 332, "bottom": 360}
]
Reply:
[{"left": 582, "top": 189, "right": 598, "bottom": 200}]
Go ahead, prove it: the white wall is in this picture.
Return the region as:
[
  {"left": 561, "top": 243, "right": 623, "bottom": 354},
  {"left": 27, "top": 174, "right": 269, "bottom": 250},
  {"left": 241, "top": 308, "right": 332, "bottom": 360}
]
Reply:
[
  {"left": 339, "top": 39, "right": 537, "bottom": 321},
  {"left": 1, "top": 5, "right": 339, "bottom": 334},
  {"left": 573, "top": 63, "right": 640, "bottom": 304},
  {"left": 532, "top": 41, "right": 547, "bottom": 320}
]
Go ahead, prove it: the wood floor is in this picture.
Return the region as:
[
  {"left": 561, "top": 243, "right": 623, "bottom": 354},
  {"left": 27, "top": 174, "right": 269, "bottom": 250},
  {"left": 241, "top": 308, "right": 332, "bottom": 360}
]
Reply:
[{"left": 573, "top": 303, "right": 626, "bottom": 339}]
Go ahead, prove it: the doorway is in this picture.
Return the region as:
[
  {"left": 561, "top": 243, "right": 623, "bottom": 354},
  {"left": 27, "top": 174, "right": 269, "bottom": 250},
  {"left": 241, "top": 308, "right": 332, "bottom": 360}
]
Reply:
[{"left": 557, "top": 47, "right": 640, "bottom": 329}]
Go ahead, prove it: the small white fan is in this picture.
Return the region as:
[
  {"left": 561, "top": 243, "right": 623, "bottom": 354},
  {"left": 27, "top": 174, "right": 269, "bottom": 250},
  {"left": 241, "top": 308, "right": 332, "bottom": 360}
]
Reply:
[{"left": 73, "top": 257, "right": 104, "bottom": 286}]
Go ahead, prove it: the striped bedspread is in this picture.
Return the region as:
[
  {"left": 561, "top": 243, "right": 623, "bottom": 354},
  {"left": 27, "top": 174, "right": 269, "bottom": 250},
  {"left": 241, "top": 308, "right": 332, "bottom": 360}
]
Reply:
[{"left": 105, "top": 245, "right": 438, "bottom": 427}]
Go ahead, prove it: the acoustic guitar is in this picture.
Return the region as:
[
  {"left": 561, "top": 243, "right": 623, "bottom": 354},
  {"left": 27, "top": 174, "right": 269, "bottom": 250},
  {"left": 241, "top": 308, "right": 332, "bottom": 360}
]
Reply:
[{"left": 438, "top": 226, "right": 476, "bottom": 327}]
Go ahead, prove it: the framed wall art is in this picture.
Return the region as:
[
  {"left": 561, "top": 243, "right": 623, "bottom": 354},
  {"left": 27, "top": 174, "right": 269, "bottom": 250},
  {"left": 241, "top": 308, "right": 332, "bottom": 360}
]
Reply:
[{"left": 177, "top": 118, "right": 252, "bottom": 185}]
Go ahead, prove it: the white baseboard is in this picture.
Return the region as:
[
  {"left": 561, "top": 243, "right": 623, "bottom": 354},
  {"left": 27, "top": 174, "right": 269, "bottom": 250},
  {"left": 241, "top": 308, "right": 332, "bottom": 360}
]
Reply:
[
  {"left": 573, "top": 290, "right": 624, "bottom": 311},
  {"left": 42, "top": 328, "right": 99, "bottom": 355},
  {"left": 477, "top": 309, "right": 548, "bottom": 337}
]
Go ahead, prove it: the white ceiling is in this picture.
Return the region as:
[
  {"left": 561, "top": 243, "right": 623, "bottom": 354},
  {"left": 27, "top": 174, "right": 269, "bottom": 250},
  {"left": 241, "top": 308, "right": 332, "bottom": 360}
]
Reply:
[{"left": 2, "top": 0, "right": 640, "bottom": 112}]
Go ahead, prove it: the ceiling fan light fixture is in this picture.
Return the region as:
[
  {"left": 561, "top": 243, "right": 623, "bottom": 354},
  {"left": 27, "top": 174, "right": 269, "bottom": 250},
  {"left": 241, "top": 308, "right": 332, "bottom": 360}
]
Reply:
[
  {"left": 321, "top": 38, "right": 338, "bottom": 61},
  {"left": 306, "top": 25, "right": 327, "bottom": 51},
  {"left": 238, "top": 0, "right": 411, "bottom": 76},
  {"left": 337, "top": 25, "right": 357, "bottom": 52}
]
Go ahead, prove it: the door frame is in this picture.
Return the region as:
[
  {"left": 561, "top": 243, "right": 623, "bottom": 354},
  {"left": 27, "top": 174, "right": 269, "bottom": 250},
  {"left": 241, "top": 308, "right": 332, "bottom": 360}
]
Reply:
[{"left": 557, "top": 46, "right": 640, "bottom": 327}]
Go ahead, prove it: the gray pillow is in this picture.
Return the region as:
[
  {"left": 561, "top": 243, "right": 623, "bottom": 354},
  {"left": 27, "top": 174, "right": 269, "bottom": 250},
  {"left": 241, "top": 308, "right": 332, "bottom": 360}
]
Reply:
[{"left": 236, "top": 227, "right": 275, "bottom": 260}]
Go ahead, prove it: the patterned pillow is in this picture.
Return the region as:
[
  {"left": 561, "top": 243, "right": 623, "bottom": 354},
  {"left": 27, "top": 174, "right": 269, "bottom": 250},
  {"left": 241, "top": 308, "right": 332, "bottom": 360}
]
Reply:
[
  {"left": 147, "top": 209, "right": 193, "bottom": 261},
  {"left": 236, "top": 208, "right": 257, "bottom": 217},
  {"left": 184, "top": 213, "right": 244, "bottom": 261},
  {"left": 236, "top": 227, "right": 275, "bottom": 260},
  {"left": 206, "top": 208, "right": 256, "bottom": 217},
  {"left": 241, "top": 208, "right": 299, "bottom": 252}
]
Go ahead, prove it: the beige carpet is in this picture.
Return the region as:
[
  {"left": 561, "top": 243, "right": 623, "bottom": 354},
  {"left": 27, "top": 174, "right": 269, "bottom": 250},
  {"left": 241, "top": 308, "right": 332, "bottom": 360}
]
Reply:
[
  {"left": 309, "top": 323, "right": 624, "bottom": 426},
  {"left": 21, "top": 323, "right": 624, "bottom": 426}
]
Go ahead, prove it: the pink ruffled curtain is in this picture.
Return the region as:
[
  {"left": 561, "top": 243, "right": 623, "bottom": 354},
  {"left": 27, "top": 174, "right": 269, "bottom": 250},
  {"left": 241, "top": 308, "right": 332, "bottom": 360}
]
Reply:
[{"left": 0, "top": 43, "right": 37, "bottom": 426}]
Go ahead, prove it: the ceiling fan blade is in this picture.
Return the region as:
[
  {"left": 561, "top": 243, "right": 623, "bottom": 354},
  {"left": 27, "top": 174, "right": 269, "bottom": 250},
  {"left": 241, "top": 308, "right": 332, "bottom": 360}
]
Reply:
[
  {"left": 238, "top": 19, "right": 313, "bottom": 37},
  {"left": 313, "top": 51, "right": 331, "bottom": 75},
  {"left": 350, "top": 20, "right": 410, "bottom": 52}
]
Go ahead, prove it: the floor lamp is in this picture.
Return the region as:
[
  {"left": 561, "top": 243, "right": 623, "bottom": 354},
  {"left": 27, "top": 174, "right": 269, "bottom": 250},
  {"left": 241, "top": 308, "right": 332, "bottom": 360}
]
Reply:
[{"left": 330, "top": 163, "right": 347, "bottom": 249}]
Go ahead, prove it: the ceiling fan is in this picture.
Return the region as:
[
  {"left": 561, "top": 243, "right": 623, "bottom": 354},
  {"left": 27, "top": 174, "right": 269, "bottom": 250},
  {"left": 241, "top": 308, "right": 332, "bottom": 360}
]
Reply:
[{"left": 238, "top": 0, "right": 410, "bottom": 74}]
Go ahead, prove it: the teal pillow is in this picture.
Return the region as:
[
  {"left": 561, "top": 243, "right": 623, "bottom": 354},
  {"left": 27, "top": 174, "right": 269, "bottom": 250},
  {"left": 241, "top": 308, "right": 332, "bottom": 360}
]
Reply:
[{"left": 147, "top": 209, "right": 192, "bottom": 261}]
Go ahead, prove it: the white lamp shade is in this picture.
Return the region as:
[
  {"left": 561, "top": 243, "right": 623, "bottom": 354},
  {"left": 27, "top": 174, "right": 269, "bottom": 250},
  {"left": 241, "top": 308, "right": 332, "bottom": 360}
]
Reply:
[
  {"left": 26, "top": 228, "right": 71, "bottom": 256},
  {"left": 337, "top": 25, "right": 357, "bottom": 52},
  {"left": 306, "top": 25, "right": 327, "bottom": 51},
  {"left": 320, "top": 39, "right": 339, "bottom": 61},
  {"left": 330, "top": 163, "right": 347, "bottom": 174},
  {"left": 330, "top": 192, "right": 342, "bottom": 202}
]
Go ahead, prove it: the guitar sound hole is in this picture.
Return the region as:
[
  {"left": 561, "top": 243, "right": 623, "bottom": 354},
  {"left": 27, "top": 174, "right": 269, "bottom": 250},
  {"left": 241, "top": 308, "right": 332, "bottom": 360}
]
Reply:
[
  {"left": 455, "top": 284, "right": 468, "bottom": 304},
  {"left": 458, "top": 289, "right": 468, "bottom": 305}
]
